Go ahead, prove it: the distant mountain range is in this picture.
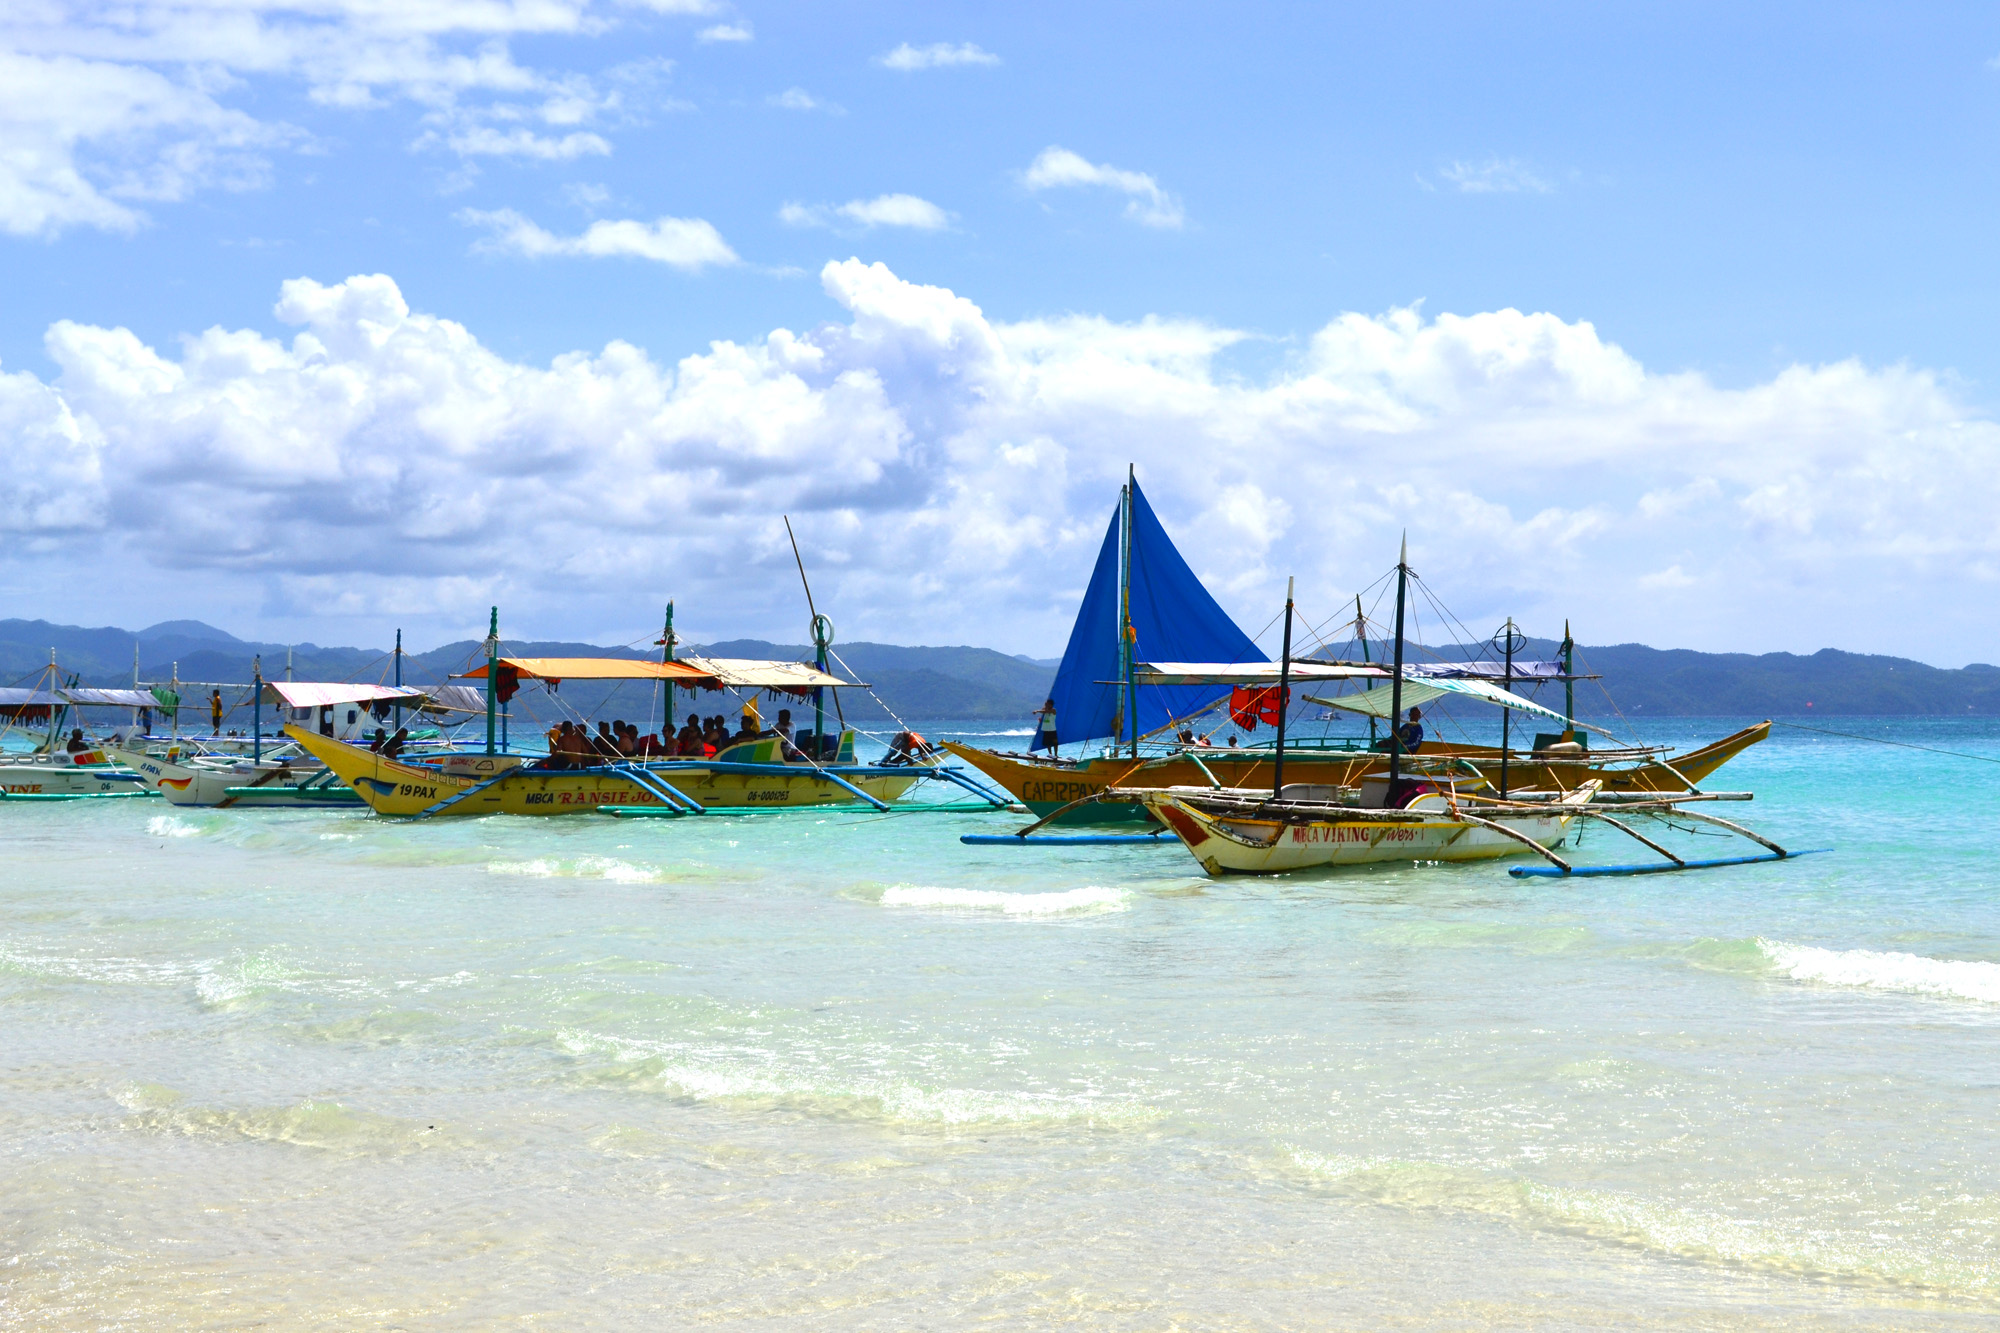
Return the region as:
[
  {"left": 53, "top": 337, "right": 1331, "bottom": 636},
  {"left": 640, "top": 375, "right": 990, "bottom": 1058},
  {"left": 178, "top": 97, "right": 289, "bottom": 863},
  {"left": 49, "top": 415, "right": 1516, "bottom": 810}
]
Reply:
[
  {"left": 0, "top": 619, "right": 1059, "bottom": 724},
  {"left": 6, "top": 617, "right": 2000, "bottom": 721}
]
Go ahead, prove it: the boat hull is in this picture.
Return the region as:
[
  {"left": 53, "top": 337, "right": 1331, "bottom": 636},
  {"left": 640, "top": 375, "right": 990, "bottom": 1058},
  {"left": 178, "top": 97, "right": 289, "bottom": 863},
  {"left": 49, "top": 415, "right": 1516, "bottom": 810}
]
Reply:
[
  {"left": 0, "top": 760, "right": 149, "bottom": 797},
  {"left": 941, "top": 721, "right": 1770, "bottom": 825},
  {"left": 283, "top": 726, "right": 921, "bottom": 817},
  {"left": 1142, "top": 791, "right": 1574, "bottom": 877},
  {"left": 105, "top": 748, "right": 361, "bottom": 808}
]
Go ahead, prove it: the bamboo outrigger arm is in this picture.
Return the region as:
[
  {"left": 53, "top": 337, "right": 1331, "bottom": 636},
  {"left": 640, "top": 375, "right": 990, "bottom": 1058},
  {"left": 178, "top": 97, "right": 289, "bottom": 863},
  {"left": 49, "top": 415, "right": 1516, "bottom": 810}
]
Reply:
[
  {"left": 1451, "top": 812, "right": 1574, "bottom": 872},
  {"left": 1651, "top": 804, "right": 1790, "bottom": 857}
]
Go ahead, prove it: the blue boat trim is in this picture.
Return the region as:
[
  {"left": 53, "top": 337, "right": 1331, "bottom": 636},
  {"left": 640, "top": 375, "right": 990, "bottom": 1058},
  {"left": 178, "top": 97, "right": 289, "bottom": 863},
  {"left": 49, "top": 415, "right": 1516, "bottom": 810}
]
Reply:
[{"left": 1510, "top": 848, "right": 1832, "bottom": 877}]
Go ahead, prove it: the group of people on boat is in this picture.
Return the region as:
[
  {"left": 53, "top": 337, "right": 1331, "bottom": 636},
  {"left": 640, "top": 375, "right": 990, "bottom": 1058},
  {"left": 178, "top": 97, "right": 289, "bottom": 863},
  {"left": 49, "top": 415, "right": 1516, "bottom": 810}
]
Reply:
[{"left": 531, "top": 703, "right": 814, "bottom": 769}]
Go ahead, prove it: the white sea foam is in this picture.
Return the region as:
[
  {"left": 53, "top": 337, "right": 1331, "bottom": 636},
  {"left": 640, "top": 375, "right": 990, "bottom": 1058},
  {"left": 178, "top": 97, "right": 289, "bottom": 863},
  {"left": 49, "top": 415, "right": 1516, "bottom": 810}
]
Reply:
[
  {"left": 1757, "top": 939, "right": 2000, "bottom": 1004},
  {"left": 879, "top": 884, "right": 1130, "bottom": 916},
  {"left": 487, "top": 855, "right": 662, "bottom": 883},
  {"left": 556, "top": 1029, "right": 1155, "bottom": 1128},
  {"left": 145, "top": 815, "right": 201, "bottom": 838}
]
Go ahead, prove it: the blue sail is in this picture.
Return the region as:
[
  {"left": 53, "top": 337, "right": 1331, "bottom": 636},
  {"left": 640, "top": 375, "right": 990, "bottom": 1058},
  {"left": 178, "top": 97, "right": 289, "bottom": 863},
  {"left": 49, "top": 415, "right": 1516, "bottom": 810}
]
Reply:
[{"left": 1042, "top": 480, "right": 1266, "bottom": 749}]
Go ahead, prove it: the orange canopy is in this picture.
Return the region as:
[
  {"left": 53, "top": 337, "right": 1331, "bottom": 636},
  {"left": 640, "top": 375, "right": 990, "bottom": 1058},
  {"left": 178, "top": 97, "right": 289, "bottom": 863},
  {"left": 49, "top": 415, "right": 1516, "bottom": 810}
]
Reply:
[{"left": 457, "top": 657, "right": 716, "bottom": 683}]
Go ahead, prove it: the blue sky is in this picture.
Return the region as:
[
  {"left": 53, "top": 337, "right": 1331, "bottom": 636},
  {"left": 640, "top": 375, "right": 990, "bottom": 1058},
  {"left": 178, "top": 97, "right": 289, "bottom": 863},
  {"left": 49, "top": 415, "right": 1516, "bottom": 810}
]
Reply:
[{"left": 5, "top": 2, "right": 2000, "bottom": 662}]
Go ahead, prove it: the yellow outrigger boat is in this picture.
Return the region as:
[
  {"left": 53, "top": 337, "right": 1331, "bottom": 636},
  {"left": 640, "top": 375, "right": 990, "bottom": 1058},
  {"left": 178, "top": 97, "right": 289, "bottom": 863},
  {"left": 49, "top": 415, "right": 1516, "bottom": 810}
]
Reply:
[
  {"left": 944, "top": 721, "right": 1771, "bottom": 824},
  {"left": 286, "top": 722, "right": 925, "bottom": 817},
  {"left": 281, "top": 642, "right": 938, "bottom": 818}
]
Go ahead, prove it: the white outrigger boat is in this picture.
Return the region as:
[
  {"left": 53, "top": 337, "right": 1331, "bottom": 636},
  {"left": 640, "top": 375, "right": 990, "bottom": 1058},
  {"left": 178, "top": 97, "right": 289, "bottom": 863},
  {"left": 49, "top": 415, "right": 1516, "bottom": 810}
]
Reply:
[
  {"left": 103, "top": 742, "right": 361, "bottom": 809},
  {"left": 1125, "top": 778, "right": 1593, "bottom": 874},
  {"left": 0, "top": 678, "right": 159, "bottom": 798}
]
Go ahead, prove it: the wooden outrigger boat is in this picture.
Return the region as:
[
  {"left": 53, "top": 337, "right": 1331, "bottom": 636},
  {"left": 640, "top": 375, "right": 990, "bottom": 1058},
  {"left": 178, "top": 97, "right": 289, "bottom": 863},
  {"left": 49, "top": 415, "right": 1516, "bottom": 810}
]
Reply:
[
  {"left": 944, "top": 721, "right": 1770, "bottom": 823},
  {"left": 280, "top": 616, "right": 950, "bottom": 818},
  {"left": 0, "top": 673, "right": 160, "bottom": 798},
  {"left": 104, "top": 743, "right": 362, "bottom": 809},
  {"left": 945, "top": 474, "right": 1766, "bottom": 824},
  {"left": 1126, "top": 781, "right": 1595, "bottom": 874},
  {"left": 286, "top": 722, "right": 925, "bottom": 817},
  {"left": 976, "top": 553, "right": 1817, "bottom": 880}
]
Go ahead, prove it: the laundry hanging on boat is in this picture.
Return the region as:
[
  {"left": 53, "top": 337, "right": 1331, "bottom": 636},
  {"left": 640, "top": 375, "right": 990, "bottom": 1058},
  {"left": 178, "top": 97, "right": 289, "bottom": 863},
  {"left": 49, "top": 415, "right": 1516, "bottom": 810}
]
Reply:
[{"left": 1228, "top": 685, "right": 1288, "bottom": 730}]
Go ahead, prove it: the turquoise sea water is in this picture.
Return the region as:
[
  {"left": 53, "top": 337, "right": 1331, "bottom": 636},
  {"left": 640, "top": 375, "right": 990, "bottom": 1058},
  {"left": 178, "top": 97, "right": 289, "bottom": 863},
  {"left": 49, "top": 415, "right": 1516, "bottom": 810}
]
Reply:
[{"left": 6, "top": 717, "right": 2000, "bottom": 1327}]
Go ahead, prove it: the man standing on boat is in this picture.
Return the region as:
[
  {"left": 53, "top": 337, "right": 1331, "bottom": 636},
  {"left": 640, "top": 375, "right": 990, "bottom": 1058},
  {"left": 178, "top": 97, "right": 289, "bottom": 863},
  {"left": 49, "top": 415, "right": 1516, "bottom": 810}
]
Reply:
[
  {"left": 210, "top": 689, "right": 223, "bottom": 734},
  {"left": 1033, "top": 698, "right": 1058, "bottom": 752}
]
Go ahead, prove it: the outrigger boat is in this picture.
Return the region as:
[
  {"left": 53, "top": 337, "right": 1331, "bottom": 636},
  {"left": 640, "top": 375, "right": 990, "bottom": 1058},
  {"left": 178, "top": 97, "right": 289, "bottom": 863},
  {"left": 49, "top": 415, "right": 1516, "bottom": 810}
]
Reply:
[
  {"left": 281, "top": 611, "right": 966, "bottom": 818},
  {"left": 0, "top": 673, "right": 160, "bottom": 798},
  {"left": 979, "top": 552, "right": 1815, "bottom": 879},
  {"left": 945, "top": 473, "right": 1767, "bottom": 822}
]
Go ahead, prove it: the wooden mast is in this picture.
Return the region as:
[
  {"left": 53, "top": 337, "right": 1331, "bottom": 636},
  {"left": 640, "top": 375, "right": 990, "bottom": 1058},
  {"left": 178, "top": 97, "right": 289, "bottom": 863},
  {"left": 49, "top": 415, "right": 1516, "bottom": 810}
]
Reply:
[
  {"left": 1120, "top": 465, "right": 1137, "bottom": 759},
  {"left": 1388, "top": 535, "right": 1409, "bottom": 795},
  {"left": 1498, "top": 617, "right": 1518, "bottom": 797},
  {"left": 1272, "top": 575, "right": 1294, "bottom": 794},
  {"left": 1562, "top": 619, "right": 1575, "bottom": 741}
]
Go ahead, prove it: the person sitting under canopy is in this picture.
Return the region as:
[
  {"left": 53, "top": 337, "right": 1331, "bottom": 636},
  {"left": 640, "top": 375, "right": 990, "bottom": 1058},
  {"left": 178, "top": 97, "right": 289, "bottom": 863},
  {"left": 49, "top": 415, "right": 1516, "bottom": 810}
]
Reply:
[{"left": 1396, "top": 707, "right": 1425, "bottom": 754}]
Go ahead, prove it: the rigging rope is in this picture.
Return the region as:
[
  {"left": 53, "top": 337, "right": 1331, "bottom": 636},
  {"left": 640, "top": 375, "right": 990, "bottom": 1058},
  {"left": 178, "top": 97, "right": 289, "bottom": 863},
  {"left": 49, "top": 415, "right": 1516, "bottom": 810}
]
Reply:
[{"left": 1772, "top": 720, "right": 2000, "bottom": 767}]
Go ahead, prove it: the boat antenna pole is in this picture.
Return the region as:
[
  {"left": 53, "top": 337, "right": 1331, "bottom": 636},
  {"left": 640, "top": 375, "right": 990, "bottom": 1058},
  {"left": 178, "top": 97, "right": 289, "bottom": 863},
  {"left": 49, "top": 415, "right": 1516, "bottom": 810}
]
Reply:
[
  {"left": 1121, "top": 465, "right": 1137, "bottom": 759},
  {"left": 1355, "top": 594, "right": 1376, "bottom": 746},
  {"left": 1273, "top": 575, "right": 1294, "bottom": 795},
  {"left": 1562, "top": 619, "right": 1575, "bottom": 742},
  {"left": 1388, "top": 535, "right": 1408, "bottom": 794},
  {"left": 785, "top": 516, "right": 833, "bottom": 751},
  {"left": 393, "top": 628, "right": 403, "bottom": 733},
  {"left": 253, "top": 654, "right": 262, "bottom": 765},
  {"left": 484, "top": 606, "right": 498, "bottom": 756}
]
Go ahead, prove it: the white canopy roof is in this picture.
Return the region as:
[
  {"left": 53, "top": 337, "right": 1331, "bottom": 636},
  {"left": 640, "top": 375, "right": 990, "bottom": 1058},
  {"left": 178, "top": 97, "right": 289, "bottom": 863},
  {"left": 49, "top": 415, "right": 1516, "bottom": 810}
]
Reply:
[
  {"left": 1124, "top": 661, "right": 1386, "bottom": 687},
  {"left": 59, "top": 688, "right": 158, "bottom": 707},
  {"left": 1308, "top": 673, "right": 1611, "bottom": 735},
  {"left": 677, "top": 657, "right": 857, "bottom": 689},
  {"left": 264, "top": 681, "right": 430, "bottom": 709}
]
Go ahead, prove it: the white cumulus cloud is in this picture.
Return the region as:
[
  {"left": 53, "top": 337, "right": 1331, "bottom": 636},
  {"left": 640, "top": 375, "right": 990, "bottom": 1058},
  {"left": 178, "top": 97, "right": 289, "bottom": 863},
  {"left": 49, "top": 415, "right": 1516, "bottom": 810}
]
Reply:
[
  {"left": 460, "top": 208, "right": 737, "bottom": 268},
  {"left": 5, "top": 263, "right": 2000, "bottom": 662},
  {"left": 697, "top": 23, "right": 751, "bottom": 42},
  {"left": 779, "top": 193, "right": 950, "bottom": 231},
  {"left": 1022, "top": 146, "right": 1183, "bottom": 228},
  {"left": 876, "top": 41, "right": 999, "bottom": 70}
]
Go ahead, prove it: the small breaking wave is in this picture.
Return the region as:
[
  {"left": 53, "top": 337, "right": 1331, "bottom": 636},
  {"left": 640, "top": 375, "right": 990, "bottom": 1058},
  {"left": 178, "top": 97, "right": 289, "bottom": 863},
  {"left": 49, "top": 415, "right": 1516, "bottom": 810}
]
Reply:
[
  {"left": 1756, "top": 939, "right": 2000, "bottom": 1004},
  {"left": 145, "top": 814, "right": 203, "bottom": 838},
  {"left": 555, "top": 1029, "right": 1155, "bottom": 1129},
  {"left": 877, "top": 884, "right": 1130, "bottom": 916},
  {"left": 487, "top": 855, "right": 664, "bottom": 884}
]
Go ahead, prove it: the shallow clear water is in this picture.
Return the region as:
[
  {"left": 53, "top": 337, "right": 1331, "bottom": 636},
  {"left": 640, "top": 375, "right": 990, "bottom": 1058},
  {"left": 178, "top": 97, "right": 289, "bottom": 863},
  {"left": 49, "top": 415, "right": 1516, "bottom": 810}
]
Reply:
[{"left": 6, "top": 717, "right": 2000, "bottom": 1327}]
